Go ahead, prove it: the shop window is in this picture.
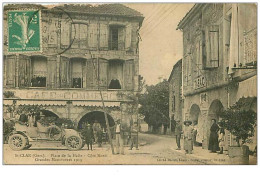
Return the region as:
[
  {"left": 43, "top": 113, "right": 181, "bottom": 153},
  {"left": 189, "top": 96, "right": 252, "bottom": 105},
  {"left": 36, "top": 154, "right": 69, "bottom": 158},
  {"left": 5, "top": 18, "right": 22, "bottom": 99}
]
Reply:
[
  {"left": 109, "top": 25, "right": 125, "bottom": 50},
  {"left": 31, "top": 56, "right": 47, "bottom": 87},
  {"left": 108, "top": 60, "right": 123, "bottom": 89},
  {"left": 71, "top": 23, "right": 88, "bottom": 48}
]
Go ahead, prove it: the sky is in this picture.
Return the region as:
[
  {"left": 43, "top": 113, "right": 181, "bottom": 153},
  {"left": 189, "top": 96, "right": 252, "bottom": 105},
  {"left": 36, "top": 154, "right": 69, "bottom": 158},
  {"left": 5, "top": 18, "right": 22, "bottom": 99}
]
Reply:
[{"left": 126, "top": 3, "right": 194, "bottom": 85}]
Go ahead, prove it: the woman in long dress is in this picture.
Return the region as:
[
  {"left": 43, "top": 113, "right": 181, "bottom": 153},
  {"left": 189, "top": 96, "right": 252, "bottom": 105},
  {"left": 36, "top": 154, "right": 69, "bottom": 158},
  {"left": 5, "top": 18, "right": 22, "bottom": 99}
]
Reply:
[
  {"left": 183, "top": 121, "right": 193, "bottom": 154},
  {"left": 208, "top": 119, "right": 220, "bottom": 153}
]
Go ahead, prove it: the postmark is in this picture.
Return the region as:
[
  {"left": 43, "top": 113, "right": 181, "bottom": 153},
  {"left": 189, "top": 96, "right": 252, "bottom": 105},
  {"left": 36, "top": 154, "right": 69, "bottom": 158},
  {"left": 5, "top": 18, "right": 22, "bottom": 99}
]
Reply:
[{"left": 8, "top": 10, "right": 42, "bottom": 53}]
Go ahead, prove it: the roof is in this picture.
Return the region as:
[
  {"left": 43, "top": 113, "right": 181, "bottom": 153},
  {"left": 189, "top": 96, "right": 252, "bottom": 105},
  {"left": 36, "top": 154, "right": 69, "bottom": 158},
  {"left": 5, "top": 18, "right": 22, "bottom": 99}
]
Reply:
[
  {"left": 177, "top": 4, "right": 204, "bottom": 30},
  {"left": 4, "top": 3, "right": 47, "bottom": 11},
  {"left": 168, "top": 59, "right": 182, "bottom": 82},
  {"left": 54, "top": 4, "right": 144, "bottom": 19}
]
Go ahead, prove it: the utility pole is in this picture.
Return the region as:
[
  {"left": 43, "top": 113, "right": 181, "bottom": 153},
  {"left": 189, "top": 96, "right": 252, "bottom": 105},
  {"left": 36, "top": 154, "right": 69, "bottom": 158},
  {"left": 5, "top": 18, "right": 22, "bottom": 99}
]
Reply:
[{"left": 90, "top": 53, "right": 115, "bottom": 154}]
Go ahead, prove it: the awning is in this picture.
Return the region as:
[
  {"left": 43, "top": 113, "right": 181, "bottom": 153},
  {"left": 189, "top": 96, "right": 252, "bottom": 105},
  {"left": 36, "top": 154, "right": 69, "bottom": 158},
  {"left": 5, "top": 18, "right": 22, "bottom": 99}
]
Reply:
[
  {"left": 16, "top": 100, "right": 67, "bottom": 106},
  {"left": 3, "top": 100, "right": 13, "bottom": 106},
  {"left": 236, "top": 75, "right": 257, "bottom": 100},
  {"left": 72, "top": 101, "right": 120, "bottom": 107}
]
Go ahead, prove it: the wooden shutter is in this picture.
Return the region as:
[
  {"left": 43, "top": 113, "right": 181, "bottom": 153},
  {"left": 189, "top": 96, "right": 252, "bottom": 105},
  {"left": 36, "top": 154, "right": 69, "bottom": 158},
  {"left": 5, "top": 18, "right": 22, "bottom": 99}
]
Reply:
[
  {"left": 60, "top": 19, "right": 70, "bottom": 48},
  {"left": 60, "top": 57, "right": 71, "bottom": 88},
  {"left": 79, "top": 24, "right": 88, "bottom": 48},
  {"left": 205, "top": 25, "right": 219, "bottom": 68},
  {"left": 118, "top": 27, "right": 125, "bottom": 50},
  {"left": 18, "top": 55, "right": 31, "bottom": 87},
  {"left": 71, "top": 24, "right": 79, "bottom": 48},
  {"left": 88, "top": 24, "right": 98, "bottom": 49},
  {"left": 86, "top": 59, "right": 98, "bottom": 89},
  {"left": 47, "top": 57, "right": 57, "bottom": 88},
  {"left": 125, "top": 24, "right": 132, "bottom": 50},
  {"left": 124, "top": 60, "right": 134, "bottom": 90},
  {"left": 99, "top": 24, "right": 108, "bottom": 49},
  {"left": 98, "top": 58, "right": 108, "bottom": 89}
]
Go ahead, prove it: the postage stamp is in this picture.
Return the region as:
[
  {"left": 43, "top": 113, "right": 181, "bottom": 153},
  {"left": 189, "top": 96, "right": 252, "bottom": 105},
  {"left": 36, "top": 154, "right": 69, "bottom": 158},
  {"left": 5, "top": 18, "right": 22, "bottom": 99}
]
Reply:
[{"left": 8, "top": 10, "right": 41, "bottom": 53}]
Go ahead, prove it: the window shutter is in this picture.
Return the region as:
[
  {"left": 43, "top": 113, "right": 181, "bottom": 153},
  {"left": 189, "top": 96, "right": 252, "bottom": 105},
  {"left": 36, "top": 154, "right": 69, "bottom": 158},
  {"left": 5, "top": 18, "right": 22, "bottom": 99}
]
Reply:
[
  {"left": 60, "top": 57, "right": 71, "bottom": 88},
  {"left": 86, "top": 59, "right": 98, "bottom": 89},
  {"left": 124, "top": 60, "right": 134, "bottom": 90},
  {"left": 5, "top": 55, "right": 16, "bottom": 87},
  {"left": 98, "top": 59, "right": 108, "bottom": 89},
  {"left": 88, "top": 24, "right": 98, "bottom": 48},
  {"left": 71, "top": 24, "right": 79, "bottom": 48},
  {"left": 47, "top": 57, "right": 57, "bottom": 88},
  {"left": 118, "top": 27, "right": 125, "bottom": 50},
  {"left": 79, "top": 24, "right": 88, "bottom": 48},
  {"left": 19, "top": 55, "right": 31, "bottom": 87},
  {"left": 205, "top": 25, "right": 219, "bottom": 68},
  {"left": 99, "top": 24, "right": 108, "bottom": 49},
  {"left": 60, "top": 20, "right": 70, "bottom": 48},
  {"left": 125, "top": 24, "right": 132, "bottom": 50}
]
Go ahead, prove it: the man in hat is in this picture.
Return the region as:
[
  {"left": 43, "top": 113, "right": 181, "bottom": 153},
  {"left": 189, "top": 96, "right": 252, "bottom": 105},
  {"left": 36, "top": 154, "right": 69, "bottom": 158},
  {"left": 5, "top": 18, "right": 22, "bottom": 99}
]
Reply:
[
  {"left": 115, "top": 119, "right": 124, "bottom": 155},
  {"left": 208, "top": 119, "right": 220, "bottom": 153},
  {"left": 183, "top": 120, "right": 193, "bottom": 154},
  {"left": 175, "top": 120, "right": 182, "bottom": 150},
  {"left": 82, "top": 123, "right": 94, "bottom": 150},
  {"left": 129, "top": 122, "right": 139, "bottom": 150}
]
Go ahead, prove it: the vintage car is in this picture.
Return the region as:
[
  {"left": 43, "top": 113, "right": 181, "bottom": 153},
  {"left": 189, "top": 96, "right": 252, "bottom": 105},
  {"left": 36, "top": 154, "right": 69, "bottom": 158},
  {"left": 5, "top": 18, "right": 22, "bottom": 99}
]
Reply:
[{"left": 8, "top": 121, "right": 84, "bottom": 151}]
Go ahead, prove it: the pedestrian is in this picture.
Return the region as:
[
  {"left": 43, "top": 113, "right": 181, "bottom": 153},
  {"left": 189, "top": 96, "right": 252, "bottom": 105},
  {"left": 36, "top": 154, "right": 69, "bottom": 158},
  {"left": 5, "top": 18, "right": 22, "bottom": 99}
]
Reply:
[
  {"left": 218, "top": 121, "right": 225, "bottom": 154},
  {"left": 115, "top": 119, "right": 124, "bottom": 155},
  {"left": 175, "top": 120, "right": 182, "bottom": 150},
  {"left": 19, "top": 111, "right": 28, "bottom": 124},
  {"left": 183, "top": 120, "right": 193, "bottom": 154},
  {"left": 82, "top": 123, "right": 94, "bottom": 150},
  {"left": 208, "top": 119, "right": 220, "bottom": 153},
  {"left": 93, "top": 120, "right": 101, "bottom": 143},
  {"left": 97, "top": 126, "right": 103, "bottom": 147},
  {"left": 193, "top": 121, "right": 198, "bottom": 146},
  {"left": 129, "top": 122, "right": 139, "bottom": 150}
]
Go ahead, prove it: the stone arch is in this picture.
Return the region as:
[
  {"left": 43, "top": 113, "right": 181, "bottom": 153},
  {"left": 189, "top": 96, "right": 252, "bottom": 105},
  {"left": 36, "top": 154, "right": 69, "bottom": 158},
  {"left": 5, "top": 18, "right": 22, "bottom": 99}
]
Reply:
[
  {"left": 189, "top": 104, "right": 203, "bottom": 143},
  {"left": 77, "top": 110, "right": 115, "bottom": 130},
  {"left": 208, "top": 99, "right": 224, "bottom": 122},
  {"left": 41, "top": 109, "right": 59, "bottom": 118}
]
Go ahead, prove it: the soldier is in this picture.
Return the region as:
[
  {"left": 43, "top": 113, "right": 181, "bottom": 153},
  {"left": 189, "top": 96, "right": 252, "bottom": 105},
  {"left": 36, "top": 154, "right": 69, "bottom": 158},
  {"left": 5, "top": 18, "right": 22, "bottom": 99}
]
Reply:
[
  {"left": 129, "top": 122, "right": 139, "bottom": 150},
  {"left": 82, "top": 123, "right": 94, "bottom": 150}
]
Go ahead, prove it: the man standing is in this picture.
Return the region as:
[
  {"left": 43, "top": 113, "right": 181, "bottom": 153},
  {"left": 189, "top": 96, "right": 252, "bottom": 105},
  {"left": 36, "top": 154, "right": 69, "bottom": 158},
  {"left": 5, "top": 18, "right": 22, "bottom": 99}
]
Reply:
[
  {"left": 115, "top": 119, "right": 124, "bottom": 155},
  {"left": 208, "top": 119, "right": 220, "bottom": 153},
  {"left": 129, "top": 122, "right": 139, "bottom": 150},
  {"left": 82, "top": 123, "right": 94, "bottom": 150},
  {"left": 93, "top": 120, "right": 101, "bottom": 143},
  {"left": 175, "top": 120, "right": 182, "bottom": 150}
]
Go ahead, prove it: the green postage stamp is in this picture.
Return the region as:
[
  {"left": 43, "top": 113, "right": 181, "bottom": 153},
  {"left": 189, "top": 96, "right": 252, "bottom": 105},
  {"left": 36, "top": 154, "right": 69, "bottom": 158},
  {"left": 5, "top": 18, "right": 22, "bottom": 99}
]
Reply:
[{"left": 8, "top": 10, "right": 41, "bottom": 53}]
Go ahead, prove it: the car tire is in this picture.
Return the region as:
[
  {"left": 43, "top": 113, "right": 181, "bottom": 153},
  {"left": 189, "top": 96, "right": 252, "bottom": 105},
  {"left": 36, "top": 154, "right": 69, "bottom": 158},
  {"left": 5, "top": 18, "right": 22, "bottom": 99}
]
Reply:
[
  {"left": 65, "top": 136, "right": 83, "bottom": 151},
  {"left": 8, "top": 134, "right": 28, "bottom": 151}
]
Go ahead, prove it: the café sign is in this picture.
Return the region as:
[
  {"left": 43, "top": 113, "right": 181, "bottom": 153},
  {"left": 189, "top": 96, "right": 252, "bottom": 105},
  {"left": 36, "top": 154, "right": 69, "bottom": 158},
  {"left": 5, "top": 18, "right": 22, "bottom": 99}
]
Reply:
[{"left": 5, "top": 89, "right": 126, "bottom": 101}]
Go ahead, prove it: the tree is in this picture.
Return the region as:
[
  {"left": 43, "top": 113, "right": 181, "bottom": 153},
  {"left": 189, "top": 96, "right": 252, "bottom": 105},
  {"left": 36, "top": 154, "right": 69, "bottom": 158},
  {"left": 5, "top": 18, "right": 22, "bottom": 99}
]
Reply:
[
  {"left": 219, "top": 98, "right": 257, "bottom": 146},
  {"left": 139, "top": 79, "right": 169, "bottom": 133}
]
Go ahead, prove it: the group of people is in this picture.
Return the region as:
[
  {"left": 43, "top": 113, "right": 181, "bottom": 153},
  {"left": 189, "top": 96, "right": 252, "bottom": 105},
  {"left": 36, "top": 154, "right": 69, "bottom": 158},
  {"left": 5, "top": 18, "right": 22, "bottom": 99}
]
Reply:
[
  {"left": 81, "top": 119, "right": 139, "bottom": 154},
  {"left": 174, "top": 119, "right": 225, "bottom": 155}
]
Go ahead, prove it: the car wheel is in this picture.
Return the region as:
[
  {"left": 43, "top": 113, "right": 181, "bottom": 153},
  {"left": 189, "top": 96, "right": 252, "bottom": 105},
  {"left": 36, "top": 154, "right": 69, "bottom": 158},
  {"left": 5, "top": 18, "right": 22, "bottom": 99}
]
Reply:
[
  {"left": 8, "top": 134, "right": 28, "bottom": 151},
  {"left": 65, "top": 136, "right": 83, "bottom": 151}
]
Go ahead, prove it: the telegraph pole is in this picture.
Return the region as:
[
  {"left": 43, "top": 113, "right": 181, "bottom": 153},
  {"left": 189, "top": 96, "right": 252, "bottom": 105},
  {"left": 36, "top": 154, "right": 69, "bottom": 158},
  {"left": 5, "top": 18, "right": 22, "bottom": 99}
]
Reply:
[{"left": 89, "top": 53, "right": 115, "bottom": 154}]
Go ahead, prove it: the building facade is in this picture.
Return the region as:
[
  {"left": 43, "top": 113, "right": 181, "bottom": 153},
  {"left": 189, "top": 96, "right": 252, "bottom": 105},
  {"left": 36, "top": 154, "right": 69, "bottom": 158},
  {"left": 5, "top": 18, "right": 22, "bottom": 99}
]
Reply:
[
  {"left": 177, "top": 4, "right": 257, "bottom": 148},
  {"left": 168, "top": 59, "right": 183, "bottom": 131},
  {"left": 3, "top": 4, "right": 144, "bottom": 128}
]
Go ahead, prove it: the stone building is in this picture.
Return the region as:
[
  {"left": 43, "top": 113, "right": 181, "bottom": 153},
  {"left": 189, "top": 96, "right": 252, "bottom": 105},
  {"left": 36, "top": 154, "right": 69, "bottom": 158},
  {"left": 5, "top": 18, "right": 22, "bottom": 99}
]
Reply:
[
  {"left": 3, "top": 4, "right": 144, "bottom": 129},
  {"left": 168, "top": 59, "right": 183, "bottom": 132},
  {"left": 177, "top": 4, "right": 257, "bottom": 148}
]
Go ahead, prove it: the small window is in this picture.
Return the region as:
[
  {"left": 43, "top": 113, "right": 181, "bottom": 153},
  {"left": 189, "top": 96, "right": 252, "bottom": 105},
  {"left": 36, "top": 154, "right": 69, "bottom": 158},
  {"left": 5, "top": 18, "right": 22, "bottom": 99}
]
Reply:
[
  {"left": 109, "top": 26, "right": 125, "bottom": 50},
  {"left": 71, "top": 58, "right": 84, "bottom": 88},
  {"left": 71, "top": 23, "right": 88, "bottom": 48}
]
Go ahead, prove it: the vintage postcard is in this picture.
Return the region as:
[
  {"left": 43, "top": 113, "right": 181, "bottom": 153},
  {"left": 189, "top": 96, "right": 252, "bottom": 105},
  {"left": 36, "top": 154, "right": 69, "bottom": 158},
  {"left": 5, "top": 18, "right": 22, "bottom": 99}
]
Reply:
[{"left": 2, "top": 3, "right": 257, "bottom": 165}]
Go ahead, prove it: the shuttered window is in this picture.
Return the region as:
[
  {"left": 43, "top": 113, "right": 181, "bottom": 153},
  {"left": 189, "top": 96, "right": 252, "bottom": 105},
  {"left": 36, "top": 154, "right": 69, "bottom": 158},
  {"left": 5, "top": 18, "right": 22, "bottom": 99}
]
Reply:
[
  {"left": 88, "top": 24, "right": 98, "bottom": 49},
  {"left": 71, "top": 23, "right": 88, "bottom": 48},
  {"left": 31, "top": 56, "right": 47, "bottom": 87},
  {"left": 99, "top": 24, "right": 109, "bottom": 49},
  {"left": 60, "top": 57, "right": 71, "bottom": 88},
  {"left": 125, "top": 24, "right": 132, "bottom": 50},
  {"left": 204, "top": 25, "right": 219, "bottom": 69},
  {"left": 124, "top": 60, "right": 134, "bottom": 90},
  {"left": 109, "top": 25, "right": 125, "bottom": 50},
  {"left": 60, "top": 20, "right": 70, "bottom": 48}
]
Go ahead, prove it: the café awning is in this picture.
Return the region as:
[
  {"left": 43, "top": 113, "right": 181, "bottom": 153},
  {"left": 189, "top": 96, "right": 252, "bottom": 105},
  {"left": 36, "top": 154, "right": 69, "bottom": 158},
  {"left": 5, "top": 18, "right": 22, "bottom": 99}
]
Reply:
[
  {"left": 236, "top": 75, "right": 257, "bottom": 100},
  {"left": 72, "top": 101, "right": 120, "bottom": 107},
  {"left": 16, "top": 100, "right": 67, "bottom": 106}
]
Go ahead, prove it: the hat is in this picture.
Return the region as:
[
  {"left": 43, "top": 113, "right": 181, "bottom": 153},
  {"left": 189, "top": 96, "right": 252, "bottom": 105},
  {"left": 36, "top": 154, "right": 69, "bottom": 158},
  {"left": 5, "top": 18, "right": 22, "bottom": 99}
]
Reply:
[{"left": 184, "top": 121, "right": 192, "bottom": 125}]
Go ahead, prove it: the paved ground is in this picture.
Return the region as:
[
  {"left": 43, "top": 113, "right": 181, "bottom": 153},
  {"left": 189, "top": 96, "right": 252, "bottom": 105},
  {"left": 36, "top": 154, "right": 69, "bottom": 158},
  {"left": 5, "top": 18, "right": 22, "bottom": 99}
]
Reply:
[{"left": 3, "top": 133, "right": 257, "bottom": 165}]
